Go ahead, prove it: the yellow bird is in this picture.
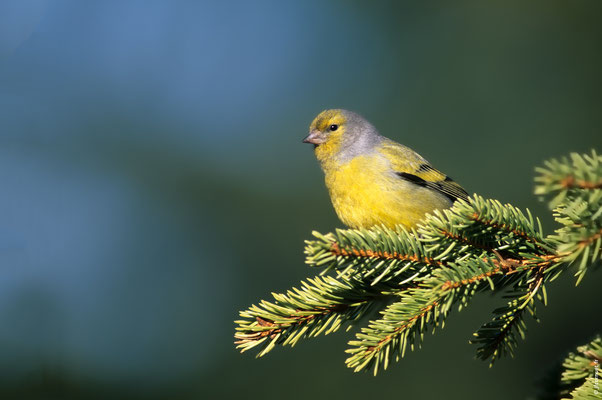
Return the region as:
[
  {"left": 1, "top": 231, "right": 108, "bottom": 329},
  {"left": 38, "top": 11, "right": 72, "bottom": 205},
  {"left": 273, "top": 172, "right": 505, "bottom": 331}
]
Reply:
[{"left": 303, "top": 109, "right": 469, "bottom": 229}]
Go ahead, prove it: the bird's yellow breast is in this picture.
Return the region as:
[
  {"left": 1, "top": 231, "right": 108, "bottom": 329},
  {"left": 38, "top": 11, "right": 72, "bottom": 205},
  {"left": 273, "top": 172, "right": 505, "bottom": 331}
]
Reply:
[{"left": 323, "top": 154, "right": 451, "bottom": 229}]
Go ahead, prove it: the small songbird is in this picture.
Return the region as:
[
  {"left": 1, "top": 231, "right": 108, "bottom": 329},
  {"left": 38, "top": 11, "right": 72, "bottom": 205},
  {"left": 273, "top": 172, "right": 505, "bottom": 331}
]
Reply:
[{"left": 303, "top": 109, "right": 469, "bottom": 229}]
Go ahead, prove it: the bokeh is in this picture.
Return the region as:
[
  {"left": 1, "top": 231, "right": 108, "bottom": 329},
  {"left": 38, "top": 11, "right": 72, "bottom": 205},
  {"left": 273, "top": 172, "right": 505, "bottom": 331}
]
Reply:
[{"left": 1, "top": 1, "right": 601, "bottom": 399}]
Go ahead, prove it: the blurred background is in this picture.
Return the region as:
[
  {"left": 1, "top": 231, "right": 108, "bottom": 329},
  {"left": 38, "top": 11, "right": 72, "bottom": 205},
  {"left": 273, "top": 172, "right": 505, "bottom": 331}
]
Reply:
[{"left": 1, "top": 1, "right": 601, "bottom": 399}]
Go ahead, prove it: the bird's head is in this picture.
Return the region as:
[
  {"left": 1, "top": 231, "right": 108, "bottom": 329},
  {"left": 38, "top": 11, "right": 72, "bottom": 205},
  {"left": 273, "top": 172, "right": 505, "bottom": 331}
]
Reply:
[
  {"left": 304, "top": 109, "right": 379, "bottom": 164},
  {"left": 304, "top": 109, "right": 347, "bottom": 146}
]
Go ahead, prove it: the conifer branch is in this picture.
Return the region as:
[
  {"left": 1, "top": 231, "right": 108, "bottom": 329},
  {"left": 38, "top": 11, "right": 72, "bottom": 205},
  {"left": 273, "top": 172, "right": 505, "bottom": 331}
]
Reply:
[
  {"left": 535, "top": 150, "right": 602, "bottom": 208},
  {"left": 234, "top": 275, "right": 401, "bottom": 356},
  {"left": 552, "top": 336, "right": 602, "bottom": 399},
  {"left": 234, "top": 149, "right": 600, "bottom": 378},
  {"left": 345, "top": 257, "right": 507, "bottom": 374},
  {"left": 539, "top": 151, "right": 602, "bottom": 283},
  {"left": 471, "top": 287, "right": 539, "bottom": 365},
  {"left": 563, "top": 378, "right": 601, "bottom": 400},
  {"left": 305, "top": 227, "right": 438, "bottom": 285}
]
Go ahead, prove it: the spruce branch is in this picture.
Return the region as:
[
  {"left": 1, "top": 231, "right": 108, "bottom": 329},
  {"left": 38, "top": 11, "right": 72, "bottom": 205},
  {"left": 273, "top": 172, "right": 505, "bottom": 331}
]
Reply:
[
  {"left": 470, "top": 287, "right": 539, "bottom": 365},
  {"left": 234, "top": 150, "right": 600, "bottom": 377},
  {"left": 535, "top": 150, "right": 602, "bottom": 209},
  {"left": 552, "top": 336, "right": 602, "bottom": 399},
  {"left": 564, "top": 379, "right": 602, "bottom": 400},
  {"left": 234, "top": 275, "right": 400, "bottom": 356},
  {"left": 537, "top": 150, "right": 602, "bottom": 283},
  {"left": 304, "top": 226, "right": 437, "bottom": 285},
  {"left": 345, "top": 256, "right": 513, "bottom": 374}
]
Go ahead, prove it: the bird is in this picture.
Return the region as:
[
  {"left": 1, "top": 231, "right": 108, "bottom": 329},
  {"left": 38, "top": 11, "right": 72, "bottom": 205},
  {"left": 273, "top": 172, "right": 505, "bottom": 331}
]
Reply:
[{"left": 303, "top": 109, "right": 469, "bottom": 229}]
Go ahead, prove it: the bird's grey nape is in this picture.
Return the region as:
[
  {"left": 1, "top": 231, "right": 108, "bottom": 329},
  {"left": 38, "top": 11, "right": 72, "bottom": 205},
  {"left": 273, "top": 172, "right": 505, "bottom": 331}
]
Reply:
[{"left": 336, "top": 111, "right": 383, "bottom": 163}]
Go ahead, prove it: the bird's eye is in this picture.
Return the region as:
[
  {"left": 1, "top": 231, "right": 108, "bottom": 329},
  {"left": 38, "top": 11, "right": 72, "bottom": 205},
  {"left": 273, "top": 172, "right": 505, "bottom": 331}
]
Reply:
[{"left": 329, "top": 124, "right": 339, "bottom": 131}]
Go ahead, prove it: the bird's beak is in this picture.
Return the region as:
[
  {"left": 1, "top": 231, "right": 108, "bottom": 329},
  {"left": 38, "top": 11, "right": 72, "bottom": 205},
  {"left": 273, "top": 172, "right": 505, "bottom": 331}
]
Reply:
[{"left": 302, "top": 130, "right": 325, "bottom": 145}]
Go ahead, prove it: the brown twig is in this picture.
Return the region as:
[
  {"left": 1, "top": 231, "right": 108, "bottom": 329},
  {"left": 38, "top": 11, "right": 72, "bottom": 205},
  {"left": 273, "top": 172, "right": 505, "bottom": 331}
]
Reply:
[
  {"left": 560, "top": 175, "right": 602, "bottom": 190},
  {"left": 330, "top": 242, "right": 445, "bottom": 267}
]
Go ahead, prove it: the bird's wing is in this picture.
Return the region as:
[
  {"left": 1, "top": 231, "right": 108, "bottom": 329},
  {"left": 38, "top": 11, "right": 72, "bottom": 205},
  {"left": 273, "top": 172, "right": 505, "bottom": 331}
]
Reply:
[{"left": 379, "top": 139, "right": 469, "bottom": 203}]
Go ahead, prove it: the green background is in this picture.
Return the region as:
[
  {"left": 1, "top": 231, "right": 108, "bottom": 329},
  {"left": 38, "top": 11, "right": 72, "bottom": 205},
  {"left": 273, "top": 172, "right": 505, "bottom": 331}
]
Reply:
[{"left": 1, "top": 1, "right": 600, "bottom": 399}]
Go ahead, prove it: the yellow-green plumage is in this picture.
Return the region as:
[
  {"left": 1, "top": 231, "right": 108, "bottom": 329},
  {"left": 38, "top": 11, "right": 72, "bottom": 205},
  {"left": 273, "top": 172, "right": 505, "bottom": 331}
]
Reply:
[{"left": 304, "top": 109, "right": 468, "bottom": 229}]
